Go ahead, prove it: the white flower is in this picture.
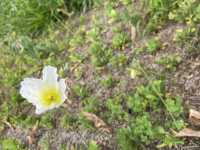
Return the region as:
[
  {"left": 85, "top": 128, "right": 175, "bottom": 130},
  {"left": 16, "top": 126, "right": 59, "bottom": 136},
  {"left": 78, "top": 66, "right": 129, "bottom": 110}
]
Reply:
[{"left": 20, "top": 66, "right": 67, "bottom": 114}]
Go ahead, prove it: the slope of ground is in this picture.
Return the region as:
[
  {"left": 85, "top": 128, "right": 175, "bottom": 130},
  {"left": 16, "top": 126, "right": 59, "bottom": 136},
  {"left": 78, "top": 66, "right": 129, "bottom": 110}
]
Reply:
[{"left": 1, "top": 0, "right": 200, "bottom": 150}]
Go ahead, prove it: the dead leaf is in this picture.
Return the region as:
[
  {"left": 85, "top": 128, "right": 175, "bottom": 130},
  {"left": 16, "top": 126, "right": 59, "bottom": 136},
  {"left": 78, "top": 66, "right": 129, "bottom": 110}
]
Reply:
[
  {"left": 82, "top": 112, "right": 110, "bottom": 133},
  {"left": 27, "top": 121, "right": 39, "bottom": 145},
  {"left": 131, "top": 25, "right": 137, "bottom": 42},
  {"left": 174, "top": 128, "right": 200, "bottom": 138},
  {"left": 189, "top": 109, "right": 200, "bottom": 126}
]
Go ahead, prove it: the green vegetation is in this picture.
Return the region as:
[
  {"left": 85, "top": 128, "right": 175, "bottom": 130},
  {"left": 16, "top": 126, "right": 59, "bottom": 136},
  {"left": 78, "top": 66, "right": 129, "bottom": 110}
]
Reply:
[
  {"left": 88, "top": 141, "right": 100, "bottom": 150},
  {"left": 100, "top": 75, "right": 117, "bottom": 89},
  {"left": 89, "top": 41, "right": 112, "bottom": 67},
  {"left": 0, "top": 0, "right": 94, "bottom": 36},
  {"left": 0, "top": 138, "right": 24, "bottom": 150},
  {"left": 146, "top": 37, "right": 161, "bottom": 53},
  {"left": 117, "top": 80, "right": 185, "bottom": 149},
  {"left": 156, "top": 54, "right": 182, "bottom": 71},
  {"left": 1, "top": 0, "right": 200, "bottom": 149},
  {"left": 112, "top": 31, "right": 130, "bottom": 49}
]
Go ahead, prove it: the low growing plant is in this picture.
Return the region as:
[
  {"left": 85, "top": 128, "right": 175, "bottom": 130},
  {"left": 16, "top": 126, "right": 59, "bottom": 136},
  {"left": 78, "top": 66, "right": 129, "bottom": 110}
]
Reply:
[{"left": 117, "top": 79, "right": 185, "bottom": 149}]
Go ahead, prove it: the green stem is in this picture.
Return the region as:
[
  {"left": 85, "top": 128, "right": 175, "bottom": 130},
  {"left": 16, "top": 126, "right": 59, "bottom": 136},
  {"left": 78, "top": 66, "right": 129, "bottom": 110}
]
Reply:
[{"left": 138, "top": 65, "right": 176, "bottom": 123}]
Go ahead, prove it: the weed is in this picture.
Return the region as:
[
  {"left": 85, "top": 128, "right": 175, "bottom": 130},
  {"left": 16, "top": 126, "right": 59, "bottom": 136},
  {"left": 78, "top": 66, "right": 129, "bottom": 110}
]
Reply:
[
  {"left": 100, "top": 75, "right": 117, "bottom": 89},
  {"left": 65, "top": 0, "right": 94, "bottom": 13},
  {"left": 127, "top": 60, "right": 142, "bottom": 79},
  {"left": 144, "top": 0, "right": 174, "bottom": 33},
  {"left": 82, "top": 97, "right": 100, "bottom": 113},
  {"left": 117, "top": 79, "right": 185, "bottom": 149},
  {"left": 157, "top": 134, "right": 184, "bottom": 148},
  {"left": 40, "top": 112, "right": 54, "bottom": 129},
  {"left": 69, "top": 26, "right": 86, "bottom": 50},
  {"left": 72, "top": 84, "right": 90, "bottom": 99},
  {"left": 112, "top": 32, "right": 130, "bottom": 49},
  {"left": 106, "top": 5, "right": 119, "bottom": 23},
  {"left": 156, "top": 54, "right": 182, "bottom": 71},
  {"left": 109, "top": 53, "right": 128, "bottom": 68},
  {"left": 120, "top": 0, "right": 132, "bottom": 5},
  {"left": 87, "top": 26, "right": 102, "bottom": 42},
  {"left": 79, "top": 113, "right": 95, "bottom": 130},
  {"left": 173, "top": 27, "right": 196, "bottom": 42},
  {"left": 60, "top": 112, "right": 74, "bottom": 129},
  {"left": 89, "top": 41, "right": 112, "bottom": 67},
  {"left": 173, "top": 27, "right": 200, "bottom": 52},
  {"left": 88, "top": 141, "right": 100, "bottom": 150},
  {"left": 0, "top": 138, "right": 24, "bottom": 150},
  {"left": 73, "top": 65, "right": 84, "bottom": 80},
  {"left": 0, "top": 0, "right": 64, "bottom": 36},
  {"left": 0, "top": 0, "right": 95, "bottom": 36},
  {"left": 38, "top": 137, "right": 50, "bottom": 150},
  {"left": 169, "top": 0, "right": 199, "bottom": 24},
  {"left": 69, "top": 53, "right": 85, "bottom": 63},
  {"left": 146, "top": 37, "right": 161, "bottom": 53},
  {"left": 106, "top": 97, "right": 128, "bottom": 123}
]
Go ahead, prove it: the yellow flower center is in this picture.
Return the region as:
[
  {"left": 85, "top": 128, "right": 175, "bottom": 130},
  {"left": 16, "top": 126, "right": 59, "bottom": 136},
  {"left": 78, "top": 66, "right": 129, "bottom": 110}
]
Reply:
[{"left": 40, "top": 87, "right": 61, "bottom": 107}]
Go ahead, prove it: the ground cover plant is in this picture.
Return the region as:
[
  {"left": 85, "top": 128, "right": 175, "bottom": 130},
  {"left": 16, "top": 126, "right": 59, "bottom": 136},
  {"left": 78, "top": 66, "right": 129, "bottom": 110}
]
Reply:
[{"left": 1, "top": 0, "right": 200, "bottom": 149}]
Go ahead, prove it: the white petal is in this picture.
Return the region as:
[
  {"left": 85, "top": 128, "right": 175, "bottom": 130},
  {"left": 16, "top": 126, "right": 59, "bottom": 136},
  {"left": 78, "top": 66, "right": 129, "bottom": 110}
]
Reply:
[
  {"left": 58, "top": 79, "right": 67, "bottom": 102},
  {"left": 20, "top": 78, "right": 43, "bottom": 105},
  {"left": 42, "top": 66, "right": 58, "bottom": 86},
  {"left": 35, "top": 106, "right": 48, "bottom": 115},
  {"left": 35, "top": 101, "right": 63, "bottom": 115}
]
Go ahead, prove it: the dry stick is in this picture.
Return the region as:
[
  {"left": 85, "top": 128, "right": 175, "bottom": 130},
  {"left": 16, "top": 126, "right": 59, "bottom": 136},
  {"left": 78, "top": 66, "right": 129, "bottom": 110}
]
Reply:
[
  {"left": 2, "top": 119, "right": 15, "bottom": 131},
  {"left": 138, "top": 65, "right": 177, "bottom": 124}
]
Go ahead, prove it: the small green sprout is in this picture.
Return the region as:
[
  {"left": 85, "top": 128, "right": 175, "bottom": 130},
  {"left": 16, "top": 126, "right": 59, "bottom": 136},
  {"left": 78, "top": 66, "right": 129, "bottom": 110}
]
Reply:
[
  {"left": 106, "top": 5, "right": 119, "bottom": 23},
  {"left": 72, "top": 84, "right": 89, "bottom": 99},
  {"left": 110, "top": 53, "right": 128, "bottom": 67},
  {"left": 83, "top": 97, "right": 99, "bottom": 113},
  {"left": 88, "top": 141, "right": 100, "bottom": 150},
  {"left": 112, "top": 32, "right": 129, "bottom": 49},
  {"left": 106, "top": 97, "right": 128, "bottom": 122},
  {"left": 100, "top": 75, "right": 117, "bottom": 89},
  {"left": 120, "top": 0, "right": 132, "bottom": 5},
  {"left": 156, "top": 54, "right": 182, "bottom": 71},
  {"left": 146, "top": 37, "right": 161, "bottom": 53},
  {"left": 89, "top": 41, "right": 112, "bottom": 67}
]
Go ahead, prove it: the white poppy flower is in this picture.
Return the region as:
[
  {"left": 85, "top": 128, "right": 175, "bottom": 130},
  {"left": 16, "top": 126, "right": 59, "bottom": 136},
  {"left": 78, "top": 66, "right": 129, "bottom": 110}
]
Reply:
[{"left": 20, "top": 66, "right": 67, "bottom": 114}]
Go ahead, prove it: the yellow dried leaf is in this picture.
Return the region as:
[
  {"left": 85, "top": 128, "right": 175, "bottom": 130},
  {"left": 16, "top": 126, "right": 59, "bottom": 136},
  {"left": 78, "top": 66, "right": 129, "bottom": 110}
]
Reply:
[
  {"left": 189, "top": 109, "right": 200, "bottom": 126},
  {"left": 82, "top": 111, "right": 110, "bottom": 133},
  {"left": 175, "top": 128, "right": 200, "bottom": 138}
]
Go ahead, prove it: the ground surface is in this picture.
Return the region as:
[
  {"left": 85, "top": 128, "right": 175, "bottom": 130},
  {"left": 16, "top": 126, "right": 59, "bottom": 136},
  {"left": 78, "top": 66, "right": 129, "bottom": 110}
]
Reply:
[{"left": 1, "top": 0, "right": 200, "bottom": 150}]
